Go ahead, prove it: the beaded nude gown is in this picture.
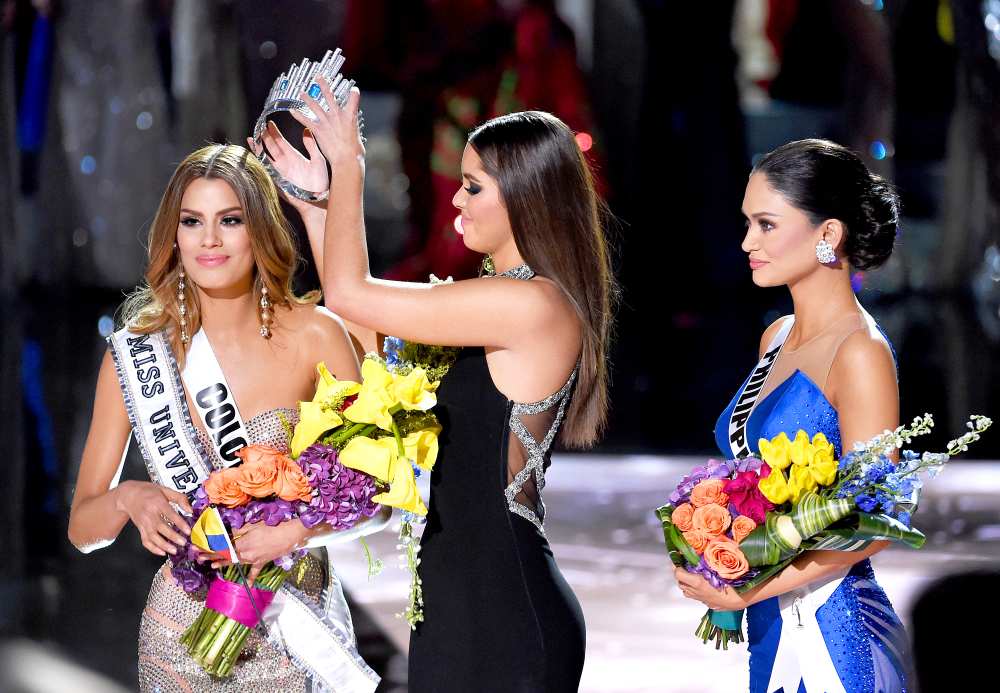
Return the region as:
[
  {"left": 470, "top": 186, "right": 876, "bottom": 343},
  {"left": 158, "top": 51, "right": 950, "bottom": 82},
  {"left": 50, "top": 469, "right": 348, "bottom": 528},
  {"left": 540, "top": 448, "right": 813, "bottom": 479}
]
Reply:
[{"left": 137, "top": 408, "right": 343, "bottom": 692}]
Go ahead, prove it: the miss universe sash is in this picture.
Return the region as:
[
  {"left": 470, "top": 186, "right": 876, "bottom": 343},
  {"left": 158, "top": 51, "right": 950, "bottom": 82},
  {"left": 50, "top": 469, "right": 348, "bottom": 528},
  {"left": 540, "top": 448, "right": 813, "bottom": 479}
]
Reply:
[
  {"left": 107, "top": 326, "right": 380, "bottom": 693},
  {"left": 726, "top": 318, "right": 794, "bottom": 457}
]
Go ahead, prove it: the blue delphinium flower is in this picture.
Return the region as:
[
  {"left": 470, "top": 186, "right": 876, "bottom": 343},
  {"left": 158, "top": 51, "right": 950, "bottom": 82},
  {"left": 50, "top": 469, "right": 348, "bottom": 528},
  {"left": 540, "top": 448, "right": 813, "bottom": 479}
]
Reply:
[
  {"left": 897, "top": 511, "right": 911, "bottom": 527},
  {"left": 838, "top": 451, "right": 856, "bottom": 472},
  {"left": 856, "top": 494, "right": 878, "bottom": 512},
  {"left": 383, "top": 336, "right": 405, "bottom": 367}
]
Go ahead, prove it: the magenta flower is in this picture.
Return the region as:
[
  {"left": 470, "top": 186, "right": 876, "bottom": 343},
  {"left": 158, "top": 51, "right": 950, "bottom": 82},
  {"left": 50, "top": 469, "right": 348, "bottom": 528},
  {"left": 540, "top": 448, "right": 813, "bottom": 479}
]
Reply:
[{"left": 722, "top": 469, "right": 774, "bottom": 524}]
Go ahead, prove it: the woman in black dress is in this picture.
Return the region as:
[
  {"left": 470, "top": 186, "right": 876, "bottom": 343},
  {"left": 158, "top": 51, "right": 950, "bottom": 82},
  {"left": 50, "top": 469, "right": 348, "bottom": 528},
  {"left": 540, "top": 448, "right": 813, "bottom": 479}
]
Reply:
[{"left": 292, "top": 85, "right": 615, "bottom": 691}]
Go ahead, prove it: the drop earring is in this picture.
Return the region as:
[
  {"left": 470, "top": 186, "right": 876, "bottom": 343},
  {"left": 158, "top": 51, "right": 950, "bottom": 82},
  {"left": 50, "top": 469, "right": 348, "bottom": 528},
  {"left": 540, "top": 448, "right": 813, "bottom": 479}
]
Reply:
[
  {"left": 177, "top": 266, "right": 190, "bottom": 345},
  {"left": 259, "top": 281, "right": 271, "bottom": 339}
]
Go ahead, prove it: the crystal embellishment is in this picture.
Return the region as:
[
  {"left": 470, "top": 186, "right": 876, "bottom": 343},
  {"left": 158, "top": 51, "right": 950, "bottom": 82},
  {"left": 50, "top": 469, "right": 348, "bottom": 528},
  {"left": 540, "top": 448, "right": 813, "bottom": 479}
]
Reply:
[{"left": 252, "top": 49, "right": 356, "bottom": 202}]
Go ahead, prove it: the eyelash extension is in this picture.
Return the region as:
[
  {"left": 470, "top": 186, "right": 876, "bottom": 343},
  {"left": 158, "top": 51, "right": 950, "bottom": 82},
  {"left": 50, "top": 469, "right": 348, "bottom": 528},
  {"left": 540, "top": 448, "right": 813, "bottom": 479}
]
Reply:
[{"left": 465, "top": 183, "right": 482, "bottom": 195}]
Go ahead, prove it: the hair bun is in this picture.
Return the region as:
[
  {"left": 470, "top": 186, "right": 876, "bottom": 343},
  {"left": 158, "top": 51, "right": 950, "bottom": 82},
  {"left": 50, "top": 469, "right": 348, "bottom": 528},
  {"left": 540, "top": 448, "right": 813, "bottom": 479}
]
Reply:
[{"left": 847, "top": 174, "right": 899, "bottom": 271}]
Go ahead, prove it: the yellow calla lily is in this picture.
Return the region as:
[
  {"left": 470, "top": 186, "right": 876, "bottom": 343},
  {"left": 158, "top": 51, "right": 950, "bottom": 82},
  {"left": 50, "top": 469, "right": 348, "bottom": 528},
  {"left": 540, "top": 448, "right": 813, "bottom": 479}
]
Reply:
[
  {"left": 402, "top": 426, "right": 441, "bottom": 471},
  {"left": 315, "top": 362, "right": 361, "bottom": 401},
  {"left": 789, "top": 430, "right": 813, "bottom": 466},
  {"left": 788, "top": 462, "right": 818, "bottom": 502},
  {"left": 344, "top": 359, "right": 398, "bottom": 431},
  {"left": 758, "top": 466, "right": 792, "bottom": 504},
  {"left": 290, "top": 362, "right": 361, "bottom": 457},
  {"left": 291, "top": 402, "right": 344, "bottom": 457},
  {"left": 339, "top": 436, "right": 399, "bottom": 484},
  {"left": 373, "top": 457, "right": 427, "bottom": 515},
  {"left": 758, "top": 431, "right": 792, "bottom": 471},
  {"left": 392, "top": 367, "right": 439, "bottom": 412}
]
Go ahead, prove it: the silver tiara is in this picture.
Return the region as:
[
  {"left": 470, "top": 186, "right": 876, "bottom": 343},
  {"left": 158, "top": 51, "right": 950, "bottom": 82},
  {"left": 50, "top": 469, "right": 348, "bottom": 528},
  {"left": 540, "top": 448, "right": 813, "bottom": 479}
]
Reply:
[{"left": 252, "top": 49, "right": 356, "bottom": 202}]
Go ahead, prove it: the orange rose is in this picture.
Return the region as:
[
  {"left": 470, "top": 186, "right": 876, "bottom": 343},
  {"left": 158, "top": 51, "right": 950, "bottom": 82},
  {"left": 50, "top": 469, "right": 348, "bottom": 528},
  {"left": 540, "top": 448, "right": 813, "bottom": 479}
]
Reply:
[
  {"left": 672, "top": 503, "right": 695, "bottom": 532},
  {"left": 274, "top": 458, "right": 314, "bottom": 502},
  {"left": 236, "top": 445, "right": 283, "bottom": 498},
  {"left": 236, "top": 444, "right": 286, "bottom": 467},
  {"left": 682, "top": 529, "right": 712, "bottom": 556},
  {"left": 692, "top": 503, "right": 732, "bottom": 536},
  {"left": 731, "top": 515, "right": 757, "bottom": 544},
  {"left": 704, "top": 538, "right": 750, "bottom": 580},
  {"left": 204, "top": 467, "right": 250, "bottom": 507},
  {"left": 690, "top": 479, "right": 730, "bottom": 508}
]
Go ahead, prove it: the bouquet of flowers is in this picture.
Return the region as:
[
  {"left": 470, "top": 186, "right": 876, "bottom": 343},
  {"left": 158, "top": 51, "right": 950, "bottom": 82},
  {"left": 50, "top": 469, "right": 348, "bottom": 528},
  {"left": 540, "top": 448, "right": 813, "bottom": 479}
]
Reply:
[
  {"left": 168, "top": 337, "right": 455, "bottom": 676},
  {"left": 170, "top": 442, "right": 382, "bottom": 677},
  {"left": 289, "top": 336, "right": 458, "bottom": 628},
  {"left": 656, "top": 413, "right": 992, "bottom": 650}
]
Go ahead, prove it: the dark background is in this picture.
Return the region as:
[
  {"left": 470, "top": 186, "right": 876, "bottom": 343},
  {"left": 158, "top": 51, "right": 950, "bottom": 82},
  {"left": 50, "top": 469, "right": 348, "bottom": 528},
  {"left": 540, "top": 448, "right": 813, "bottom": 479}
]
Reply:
[{"left": 1, "top": 1, "right": 999, "bottom": 690}]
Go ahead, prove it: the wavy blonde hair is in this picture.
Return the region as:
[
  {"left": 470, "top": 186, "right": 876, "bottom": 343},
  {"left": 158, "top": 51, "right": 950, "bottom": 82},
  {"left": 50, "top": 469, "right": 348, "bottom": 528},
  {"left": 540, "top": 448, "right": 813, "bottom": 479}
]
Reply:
[{"left": 119, "top": 144, "right": 316, "bottom": 358}]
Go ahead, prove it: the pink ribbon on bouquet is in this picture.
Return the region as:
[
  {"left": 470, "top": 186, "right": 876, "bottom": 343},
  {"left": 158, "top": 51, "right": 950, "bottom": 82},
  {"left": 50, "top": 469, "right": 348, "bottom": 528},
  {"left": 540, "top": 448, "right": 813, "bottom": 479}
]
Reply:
[{"left": 205, "top": 576, "right": 277, "bottom": 628}]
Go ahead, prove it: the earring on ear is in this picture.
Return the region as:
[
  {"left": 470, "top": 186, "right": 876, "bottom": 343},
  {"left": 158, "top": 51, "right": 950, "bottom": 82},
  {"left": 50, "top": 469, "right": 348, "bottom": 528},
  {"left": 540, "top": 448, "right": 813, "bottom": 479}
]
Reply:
[{"left": 816, "top": 238, "right": 837, "bottom": 264}]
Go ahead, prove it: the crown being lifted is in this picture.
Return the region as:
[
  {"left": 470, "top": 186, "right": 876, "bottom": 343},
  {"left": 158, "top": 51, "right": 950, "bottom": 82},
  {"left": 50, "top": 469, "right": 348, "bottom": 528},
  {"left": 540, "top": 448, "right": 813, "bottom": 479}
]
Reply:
[{"left": 252, "top": 48, "right": 356, "bottom": 202}]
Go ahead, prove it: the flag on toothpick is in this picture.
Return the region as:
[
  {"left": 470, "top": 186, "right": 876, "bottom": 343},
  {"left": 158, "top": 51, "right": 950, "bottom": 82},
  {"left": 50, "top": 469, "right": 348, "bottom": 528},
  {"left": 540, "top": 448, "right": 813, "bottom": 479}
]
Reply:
[{"left": 190, "top": 507, "right": 239, "bottom": 563}]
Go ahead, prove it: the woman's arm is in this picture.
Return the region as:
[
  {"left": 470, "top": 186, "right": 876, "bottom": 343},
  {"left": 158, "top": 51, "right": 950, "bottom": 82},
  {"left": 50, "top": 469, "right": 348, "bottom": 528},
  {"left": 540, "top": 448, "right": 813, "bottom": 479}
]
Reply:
[
  {"left": 293, "top": 85, "right": 576, "bottom": 351},
  {"left": 676, "top": 329, "right": 900, "bottom": 609},
  {"left": 68, "top": 350, "right": 192, "bottom": 554},
  {"left": 255, "top": 123, "right": 383, "bottom": 357}
]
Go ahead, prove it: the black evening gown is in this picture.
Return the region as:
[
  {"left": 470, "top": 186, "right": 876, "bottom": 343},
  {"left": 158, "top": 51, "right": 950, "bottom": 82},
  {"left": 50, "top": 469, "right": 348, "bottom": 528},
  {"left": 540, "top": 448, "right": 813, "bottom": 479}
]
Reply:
[{"left": 408, "top": 347, "right": 586, "bottom": 692}]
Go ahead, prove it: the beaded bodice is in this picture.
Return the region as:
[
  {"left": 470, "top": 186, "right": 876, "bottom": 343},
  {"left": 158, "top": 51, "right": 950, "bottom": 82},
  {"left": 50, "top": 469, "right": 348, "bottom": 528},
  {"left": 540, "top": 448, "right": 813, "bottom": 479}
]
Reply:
[{"left": 196, "top": 407, "right": 298, "bottom": 469}]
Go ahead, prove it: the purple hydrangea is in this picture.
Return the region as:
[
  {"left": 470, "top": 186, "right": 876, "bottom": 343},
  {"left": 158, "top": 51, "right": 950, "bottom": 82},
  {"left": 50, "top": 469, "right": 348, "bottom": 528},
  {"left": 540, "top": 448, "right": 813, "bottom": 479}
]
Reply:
[
  {"left": 192, "top": 486, "right": 210, "bottom": 514},
  {"left": 168, "top": 514, "right": 214, "bottom": 593},
  {"left": 297, "top": 443, "right": 381, "bottom": 530},
  {"left": 668, "top": 458, "right": 763, "bottom": 505},
  {"left": 244, "top": 499, "right": 296, "bottom": 527}
]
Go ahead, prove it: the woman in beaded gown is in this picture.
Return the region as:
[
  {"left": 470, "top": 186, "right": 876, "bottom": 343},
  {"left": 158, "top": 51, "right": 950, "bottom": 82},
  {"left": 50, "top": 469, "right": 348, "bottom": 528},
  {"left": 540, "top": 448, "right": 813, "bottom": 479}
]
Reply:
[
  {"left": 674, "top": 140, "right": 910, "bottom": 693},
  {"left": 292, "top": 83, "right": 616, "bottom": 691},
  {"left": 68, "top": 143, "right": 383, "bottom": 691}
]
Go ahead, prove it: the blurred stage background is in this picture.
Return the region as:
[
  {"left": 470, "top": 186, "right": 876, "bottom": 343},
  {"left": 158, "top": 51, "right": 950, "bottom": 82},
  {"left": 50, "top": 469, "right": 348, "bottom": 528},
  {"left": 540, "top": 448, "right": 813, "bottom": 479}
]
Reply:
[{"left": 1, "top": 1, "right": 999, "bottom": 691}]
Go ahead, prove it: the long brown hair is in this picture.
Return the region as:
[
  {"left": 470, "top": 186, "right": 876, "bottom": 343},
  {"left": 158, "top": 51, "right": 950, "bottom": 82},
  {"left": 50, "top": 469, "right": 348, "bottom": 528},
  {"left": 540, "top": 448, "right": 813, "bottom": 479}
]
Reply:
[
  {"left": 469, "top": 111, "right": 618, "bottom": 449},
  {"left": 119, "top": 144, "right": 316, "bottom": 357}
]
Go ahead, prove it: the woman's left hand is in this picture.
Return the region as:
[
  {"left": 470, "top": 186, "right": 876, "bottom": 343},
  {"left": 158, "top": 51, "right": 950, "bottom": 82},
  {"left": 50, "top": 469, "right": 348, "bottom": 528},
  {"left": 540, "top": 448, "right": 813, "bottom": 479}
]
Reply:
[
  {"left": 247, "top": 120, "right": 328, "bottom": 212},
  {"left": 674, "top": 566, "right": 748, "bottom": 611}
]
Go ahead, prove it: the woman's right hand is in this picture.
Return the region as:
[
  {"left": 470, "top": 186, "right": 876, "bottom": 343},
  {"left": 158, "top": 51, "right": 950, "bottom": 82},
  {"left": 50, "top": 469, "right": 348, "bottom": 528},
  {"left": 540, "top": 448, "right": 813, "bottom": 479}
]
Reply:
[
  {"left": 114, "top": 480, "right": 192, "bottom": 556},
  {"left": 291, "top": 83, "right": 365, "bottom": 167}
]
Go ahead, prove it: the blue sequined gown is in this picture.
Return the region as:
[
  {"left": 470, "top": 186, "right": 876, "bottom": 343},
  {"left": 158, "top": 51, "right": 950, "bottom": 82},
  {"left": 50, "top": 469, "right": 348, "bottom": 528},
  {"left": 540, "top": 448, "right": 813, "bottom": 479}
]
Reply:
[{"left": 713, "top": 313, "right": 909, "bottom": 693}]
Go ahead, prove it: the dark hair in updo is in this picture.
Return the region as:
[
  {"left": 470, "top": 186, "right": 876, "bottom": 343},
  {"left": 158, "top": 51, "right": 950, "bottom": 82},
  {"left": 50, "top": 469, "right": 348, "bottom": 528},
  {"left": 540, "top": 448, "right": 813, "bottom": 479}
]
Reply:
[{"left": 752, "top": 139, "right": 900, "bottom": 270}]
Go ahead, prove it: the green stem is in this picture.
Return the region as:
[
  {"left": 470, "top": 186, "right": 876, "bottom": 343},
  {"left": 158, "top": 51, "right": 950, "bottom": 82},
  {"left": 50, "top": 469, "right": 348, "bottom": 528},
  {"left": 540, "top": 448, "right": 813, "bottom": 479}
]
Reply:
[{"left": 391, "top": 421, "right": 406, "bottom": 457}]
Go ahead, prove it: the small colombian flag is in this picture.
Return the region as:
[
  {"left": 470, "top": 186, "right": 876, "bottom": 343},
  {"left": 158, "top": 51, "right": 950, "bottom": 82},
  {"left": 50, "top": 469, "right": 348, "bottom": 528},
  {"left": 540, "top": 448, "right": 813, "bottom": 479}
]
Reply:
[{"left": 190, "top": 507, "right": 239, "bottom": 563}]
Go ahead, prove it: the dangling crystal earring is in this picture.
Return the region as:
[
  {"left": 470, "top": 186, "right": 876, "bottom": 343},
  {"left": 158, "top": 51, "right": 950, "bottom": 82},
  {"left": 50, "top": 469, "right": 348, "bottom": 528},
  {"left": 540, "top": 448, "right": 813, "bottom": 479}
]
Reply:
[
  {"left": 177, "top": 266, "right": 190, "bottom": 345},
  {"left": 259, "top": 281, "right": 272, "bottom": 339},
  {"left": 816, "top": 239, "right": 837, "bottom": 264}
]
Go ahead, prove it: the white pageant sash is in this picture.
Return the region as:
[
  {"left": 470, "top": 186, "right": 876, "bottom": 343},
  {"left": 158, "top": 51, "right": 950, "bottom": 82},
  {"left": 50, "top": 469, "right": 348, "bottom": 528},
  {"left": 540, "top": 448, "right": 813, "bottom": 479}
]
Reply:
[
  {"left": 109, "top": 328, "right": 380, "bottom": 692},
  {"left": 265, "top": 571, "right": 380, "bottom": 693},
  {"left": 727, "top": 318, "right": 794, "bottom": 457},
  {"left": 107, "top": 328, "right": 212, "bottom": 492},
  {"left": 767, "top": 567, "right": 851, "bottom": 693},
  {"left": 181, "top": 329, "right": 250, "bottom": 466}
]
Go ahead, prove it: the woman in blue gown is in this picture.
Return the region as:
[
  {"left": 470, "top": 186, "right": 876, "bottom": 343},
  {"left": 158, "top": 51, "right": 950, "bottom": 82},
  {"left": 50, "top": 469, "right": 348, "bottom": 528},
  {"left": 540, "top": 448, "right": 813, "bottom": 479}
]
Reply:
[{"left": 674, "top": 139, "right": 910, "bottom": 693}]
